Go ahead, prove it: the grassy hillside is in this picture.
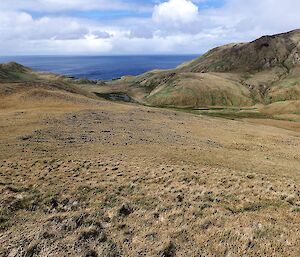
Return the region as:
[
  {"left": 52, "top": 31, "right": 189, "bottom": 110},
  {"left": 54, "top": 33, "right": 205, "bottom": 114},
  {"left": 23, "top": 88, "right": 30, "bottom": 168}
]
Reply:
[
  {"left": 121, "top": 29, "right": 300, "bottom": 110},
  {"left": 0, "top": 62, "right": 99, "bottom": 111},
  {"left": 1, "top": 71, "right": 300, "bottom": 256},
  {"left": 0, "top": 58, "right": 299, "bottom": 256},
  {"left": 145, "top": 72, "right": 252, "bottom": 107},
  {"left": 179, "top": 29, "right": 300, "bottom": 73},
  {"left": 0, "top": 62, "right": 35, "bottom": 82}
]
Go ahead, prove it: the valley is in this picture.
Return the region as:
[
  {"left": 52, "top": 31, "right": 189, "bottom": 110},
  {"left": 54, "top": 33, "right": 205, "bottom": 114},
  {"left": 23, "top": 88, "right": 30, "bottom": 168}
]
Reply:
[{"left": 0, "top": 29, "right": 300, "bottom": 257}]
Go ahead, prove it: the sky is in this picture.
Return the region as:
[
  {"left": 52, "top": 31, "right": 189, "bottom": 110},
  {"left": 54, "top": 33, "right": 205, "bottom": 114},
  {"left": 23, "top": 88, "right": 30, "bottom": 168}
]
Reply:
[{"left": 0, "top": 0, "right": 299, "bottom": 55}]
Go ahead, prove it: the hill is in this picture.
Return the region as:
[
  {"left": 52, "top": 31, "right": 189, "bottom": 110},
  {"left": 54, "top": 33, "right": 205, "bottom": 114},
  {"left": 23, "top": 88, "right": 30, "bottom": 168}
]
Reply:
[
  {"left": 179, "top": 29, "right": 300, "bottom": 73},
  {"left": 0, "top": 62, "right": 34, "bottom": 82},
  {"left": 0, "top": 64, "right": 300, "bottom": 257},
  {"left": 0, "top": 62, "right": 98, "bottom": 110},
  {"left": 0, "top": 57, "right": 299, "bottom": 256},
  {"left": 116, "top": 29, "right": 300, "bottom": 116}
]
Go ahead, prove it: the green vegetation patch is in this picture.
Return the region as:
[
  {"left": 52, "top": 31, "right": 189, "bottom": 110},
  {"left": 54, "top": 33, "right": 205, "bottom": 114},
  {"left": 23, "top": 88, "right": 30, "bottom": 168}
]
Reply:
[{"left": 198, "top": 110, "right": 272, "bottom": 120}]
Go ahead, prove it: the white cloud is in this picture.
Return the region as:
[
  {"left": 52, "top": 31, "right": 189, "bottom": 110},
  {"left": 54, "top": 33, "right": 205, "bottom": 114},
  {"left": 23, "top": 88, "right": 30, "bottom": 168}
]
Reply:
[
  {"left": 0, "top": 0, "right": 300, "bottom": 55},
  {"left": 0, "top": 11, "right": 92, "bottom": 41},
  {"left": 0, "top": 10, "right": 113, "bottom": 55},
  {"left": 150, "top": 0, "right": 203, "bottom": 35},
  {"left": 153, "top": 0, "right": 199, "bottom": 24}
]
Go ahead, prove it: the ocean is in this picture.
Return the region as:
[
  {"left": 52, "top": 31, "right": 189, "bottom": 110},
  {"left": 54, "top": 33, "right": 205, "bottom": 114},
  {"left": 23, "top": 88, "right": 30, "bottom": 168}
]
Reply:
[{"left": 0, "top": 55, "right": 198, "bottom": 81}]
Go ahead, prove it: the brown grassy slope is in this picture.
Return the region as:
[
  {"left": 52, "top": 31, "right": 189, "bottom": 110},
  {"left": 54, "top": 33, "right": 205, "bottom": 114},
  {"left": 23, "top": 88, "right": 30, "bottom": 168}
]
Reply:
[
  {"left": 0, "top": 62, "right": 98, "bottom": 111},
  {"left": 0, "top": 83, "right": 94, "bottom": 111},
  {"left": 0, "top": 82, "right": 300, "bottom": 256}
]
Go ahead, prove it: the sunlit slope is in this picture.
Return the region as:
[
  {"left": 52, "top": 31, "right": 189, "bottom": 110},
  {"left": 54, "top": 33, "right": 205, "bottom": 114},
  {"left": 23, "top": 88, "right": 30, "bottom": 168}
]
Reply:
[{"left": 131, "top": 29, "right": 300, "bottom": 108}]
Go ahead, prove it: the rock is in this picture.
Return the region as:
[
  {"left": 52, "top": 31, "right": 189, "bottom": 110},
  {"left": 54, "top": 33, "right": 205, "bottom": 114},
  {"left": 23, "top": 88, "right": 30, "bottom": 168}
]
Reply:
[
  {"left": 20, "top": 135, "right": 32, "bottom": 141},
  {"left": 176, "top": 195, "right": 184, "bottom": 202},
  {"left": 246, "top": 240, "right": 255, "bottom": 249},
  {"left": 118, "top": 204, "right": 133, "bottom": 217},
  {"left": 49, "top": 197, "right": 59, "bottom": 209}
]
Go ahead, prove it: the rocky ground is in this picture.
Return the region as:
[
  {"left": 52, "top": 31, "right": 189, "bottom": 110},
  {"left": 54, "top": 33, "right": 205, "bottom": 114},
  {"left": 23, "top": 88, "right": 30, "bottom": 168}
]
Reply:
[{"left": 0, "top": 87, "right": 300, "bottom": 256}]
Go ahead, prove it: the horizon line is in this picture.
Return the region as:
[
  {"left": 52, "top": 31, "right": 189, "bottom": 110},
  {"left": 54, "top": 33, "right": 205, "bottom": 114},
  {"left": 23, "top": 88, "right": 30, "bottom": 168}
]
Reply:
[{"left": 0, "top": 54, "right": 201, "bottom": 57}]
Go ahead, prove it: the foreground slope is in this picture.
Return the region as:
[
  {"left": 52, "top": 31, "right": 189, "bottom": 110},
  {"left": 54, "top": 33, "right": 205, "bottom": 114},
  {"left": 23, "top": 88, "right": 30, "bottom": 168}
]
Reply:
[{"left": 0, "top": 69, "right": 300, "bottom": 256}]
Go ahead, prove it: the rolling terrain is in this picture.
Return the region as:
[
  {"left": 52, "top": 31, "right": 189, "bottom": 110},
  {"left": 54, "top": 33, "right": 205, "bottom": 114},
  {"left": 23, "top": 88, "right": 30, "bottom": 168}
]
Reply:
[
  {"left": 0, "top": 30, "right": 300, "bottom": 256},
  {"left": 94, "top": 29, "right": 300, "bottom": 123}
]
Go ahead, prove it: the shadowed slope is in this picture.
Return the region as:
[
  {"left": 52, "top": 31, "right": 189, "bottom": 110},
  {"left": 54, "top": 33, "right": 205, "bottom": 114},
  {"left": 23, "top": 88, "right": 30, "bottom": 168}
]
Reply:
[{"left": 179, "top": 29, "right": 300, "bottom": 73}]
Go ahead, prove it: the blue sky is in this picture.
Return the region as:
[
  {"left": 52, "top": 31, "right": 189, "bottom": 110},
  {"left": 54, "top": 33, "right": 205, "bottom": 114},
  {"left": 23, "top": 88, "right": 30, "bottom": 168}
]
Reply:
[
  {"left": 0, "top": 0, "right": 299, "bottom": 55},
  {"left": 21, "top": 0, "right": 225, "bottom": 20}
]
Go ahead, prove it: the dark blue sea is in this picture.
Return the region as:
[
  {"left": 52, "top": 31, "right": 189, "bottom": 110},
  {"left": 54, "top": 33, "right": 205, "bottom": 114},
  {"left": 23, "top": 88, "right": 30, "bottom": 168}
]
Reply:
[{"left": 0, "top": 55, "right": 198, "bottom": 80}]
